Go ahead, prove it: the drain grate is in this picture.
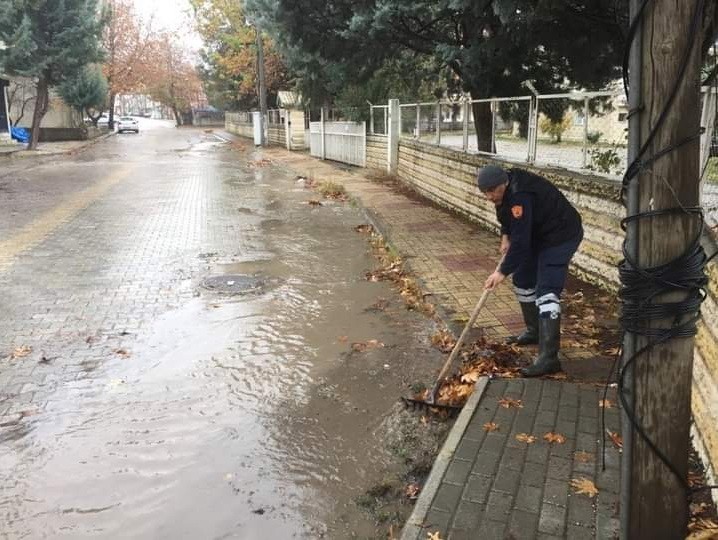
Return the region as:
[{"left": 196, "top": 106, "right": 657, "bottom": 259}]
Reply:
[{"left": 201, "top": 274, "right": 265, "bottom": 295}]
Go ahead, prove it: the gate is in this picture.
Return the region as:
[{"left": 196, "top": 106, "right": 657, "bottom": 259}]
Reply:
[{"left": 309, "top": 121, "right": 366, "bottom": 167}]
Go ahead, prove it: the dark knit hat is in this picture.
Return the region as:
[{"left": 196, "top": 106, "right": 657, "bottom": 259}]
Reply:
[{"left": 476, "top": 165, "right": 508, "bottom": 191}]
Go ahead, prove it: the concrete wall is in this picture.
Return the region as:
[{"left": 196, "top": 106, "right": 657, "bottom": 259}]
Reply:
[
  {"left": 394, "top": 138, "right": 718, "bottom": 489},
  {"left": 225, "top": 118, "right": 253, "bottom": 139},
  {"left": 7, "top": 79, "right": 82, "bottom": 129},
  {"left": 367, "top": 134, "right": 388, "bottom": 171}
]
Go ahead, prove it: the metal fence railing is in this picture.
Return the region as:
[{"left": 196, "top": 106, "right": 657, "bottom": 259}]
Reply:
[{"left": 368, "top": 91, "right": 628, "bottom": 179}]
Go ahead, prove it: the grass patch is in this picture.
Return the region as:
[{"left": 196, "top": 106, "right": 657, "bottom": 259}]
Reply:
[{"left": 318, "top": 180, "right": 347, "bottom": 199}]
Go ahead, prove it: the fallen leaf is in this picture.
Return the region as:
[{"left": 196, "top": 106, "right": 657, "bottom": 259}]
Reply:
[
  {"left": 516, "top": 433, "right": 537, "bottom": 444},
  {"left": 427, "top": 532, "right": 444, "bottom": 540},
  {"left": 9, "top": 345, "right": 32, "bottom": 359},
  {"left": 404, "top": 483, "right": 421, "bottom": 500},
  {"left": 354, "top": 224, "right": 374, "bottom": 234},
  {"left": 574, "top": 451, "right": 594, "bottom": 463},
  {"left": 114, "top": 349, "right": 131, "bottom": 358},
  {"left": 498, "top": 397, "right": 523, "bottom": 409},
  {"left": 688, "top": 518, "right": 718, "bottom": 539},
  {"left": 545, "top": 371, "right": 568, "bottom": 381},
  {"left": 570, "top": 477, "right": 599, "bottom": 498},
  {"left": 431, "top": 328, "right": 456, "bottom": 353},
  {"left": 307, "top": 199, "right": 322, "bottom": 206},
  {"left": 599, "top": 399, "right": 614, "bottom": 408},
  {"left": 351, "top": 340, "right": 385, "bottom": 352},
  {"left": 543, "top": 432, "right": 567, "bottom": 444},
  {"left": 603, "top": 347, "right": 621, "bottom": 355},
  {"left": 337, "top": 336, "right": 348, "bottom": 343},
  {"left": 483, "top": 422, "right": 500, "bottom": 432},
  {"left": 607, "top": 430, "right": 623, "bottom": 450},
  {"left": 460, "top": 370, "right": 481, "bottom": 384}
]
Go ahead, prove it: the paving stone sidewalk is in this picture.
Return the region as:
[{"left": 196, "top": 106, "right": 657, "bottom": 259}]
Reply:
[
  {"left": 401, "top": 378, "right": 621, "bottom": 540},
  {"left": 220, "top": 135, "right": 623, "bottom": 539}
]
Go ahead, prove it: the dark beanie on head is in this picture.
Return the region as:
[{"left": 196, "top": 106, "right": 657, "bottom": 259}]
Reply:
[{"left": 476, "top": 165, "right": 508, "bottom": 191}]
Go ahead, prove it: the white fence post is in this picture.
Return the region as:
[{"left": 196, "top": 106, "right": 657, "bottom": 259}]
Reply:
[
  {"left": 582, "top": 97, "right": 589, "bottom": 168},
  {"left": 700, "top": 86, "right": 717, "bottom": 203},
  {"left": 369, "top": 104, "right": 374, "bottom": 134},
  {"left": 415, "top": 104, "right": 420, "bottom": 139},
  {"left": 361, "top": 121, "right": 367, "bottom": 167},
  {"left": 527, "top": 97, "right": 538, "bottom": 163},
  {"left": 462, "top": 99, "right": 469, "bottom": 152},
  {"left": 436, "top": 101, "right": 441, "bottom": 145},
  {"left": 387, "top": 99, "right": 400, "bottom": 175},
  {"left": 320, "top": 107, "right": 326, "bottom": 160},
  {"left": 285, "top": 109, "right": 291, "bottom": 150}
]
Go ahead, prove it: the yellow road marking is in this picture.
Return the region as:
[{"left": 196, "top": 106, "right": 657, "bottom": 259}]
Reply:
[{"left": 0, "top": 165, "right": 133, "bottom": 273}]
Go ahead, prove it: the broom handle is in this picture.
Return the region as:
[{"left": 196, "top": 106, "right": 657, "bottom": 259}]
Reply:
[{"left": 428, "top": 260, "right": 502, "bottom": 403}]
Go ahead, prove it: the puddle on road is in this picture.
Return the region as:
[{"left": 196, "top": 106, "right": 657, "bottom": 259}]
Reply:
[{"left": 0, "top": 140, "right": 447, "bottom": 539}]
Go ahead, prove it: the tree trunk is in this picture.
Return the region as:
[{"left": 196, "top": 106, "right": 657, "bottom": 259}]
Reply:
[
  {"left": 108, "top": 93, "right": 116, "bottom": 130},
  {"left": 471, "top": 101, "right": 495, "bottom": 153},
  {"left": 172, "top": 106, "right": 181, "bottom": 126},
  {"left": 28, "top": 78, "right": 49, "bottom": 151}
]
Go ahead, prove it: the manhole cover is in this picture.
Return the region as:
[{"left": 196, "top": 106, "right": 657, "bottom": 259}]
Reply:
[{"left": 201, "top": 274, "right": 265, "bottom": 295}]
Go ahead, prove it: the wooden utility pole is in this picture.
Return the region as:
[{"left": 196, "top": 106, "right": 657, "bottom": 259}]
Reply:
[{"left": 623, "top": 0, "right": 703, "bottom": 537}]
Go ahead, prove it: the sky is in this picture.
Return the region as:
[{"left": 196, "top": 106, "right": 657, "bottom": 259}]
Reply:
[{"left": 132, "top": 0, "right": 203, "bottom": 51}]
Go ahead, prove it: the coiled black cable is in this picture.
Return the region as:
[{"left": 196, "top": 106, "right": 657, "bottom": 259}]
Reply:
[{"left": 605, "top": 0, "right": 718, "bottom": 506}]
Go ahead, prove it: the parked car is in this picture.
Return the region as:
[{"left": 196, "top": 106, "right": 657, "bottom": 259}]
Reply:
[{"left": 117, "top": 116, "right": 139, "bottom": 134}]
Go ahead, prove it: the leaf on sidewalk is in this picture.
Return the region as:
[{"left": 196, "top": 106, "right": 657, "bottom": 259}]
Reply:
[
  {"left": 498, "top": 397, "right": 523, "bottom": 409},
  {"left": 114, "top": 348, "right": 131, "bottom": 358},
  {"left": 574, "top": 451, "right": 594, "bottom": 463},
  {"left": 570, "top": 477, "right": 599, "bottom": 498},
  {"left": 483, "top": 422, "right": 499, "bottom": 432},
  {"left": 427, "top": 532, "right": 444, "bottom": 540},
  {"left": 307, "top": 199, "right": 322, "bottom": 206},
  {"left": 607, "top": 430, "right": 623, "bottom": 450},
  {"left": 515, "top": 433, "right": 537, "bottom": 444},
  {"left": 337, "top": 336, "right": 348, "bottom": 343},
  {"left": 598, "top": 399, "right": 614, "bottom": 408},
  {"left": 543, "top": 432, "right": 567, "bottom": 444},
  {"left": 545, "top": 371, "right": 568, "bottom": 380},
  {"left": 9, "top": 345, "right": 33, "bottom": 359}
]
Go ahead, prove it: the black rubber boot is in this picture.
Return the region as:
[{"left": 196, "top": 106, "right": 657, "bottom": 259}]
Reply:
[
  {"left": 506, "top": 302, "right": 539, "bottom": 346},
  {"left": 521, "top": 315, "right": 562, "bottom": 377}
]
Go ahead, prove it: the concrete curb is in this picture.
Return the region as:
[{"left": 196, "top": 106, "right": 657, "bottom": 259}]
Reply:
[{"left": 400, "top": 376, "right": 490, "bottom": 540}]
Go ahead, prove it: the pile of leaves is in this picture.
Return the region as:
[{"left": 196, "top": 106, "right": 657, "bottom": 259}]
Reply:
[
  {"left": 357, "top": 225, "right": 436, "bottom": 317},
  {"left": 409, "top": 338, "right": 525, "bottom": 408}
]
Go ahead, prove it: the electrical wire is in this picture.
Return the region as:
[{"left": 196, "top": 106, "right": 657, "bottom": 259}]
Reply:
[{"left": 608, "top": 0, "right": 718, "bottom": 508}]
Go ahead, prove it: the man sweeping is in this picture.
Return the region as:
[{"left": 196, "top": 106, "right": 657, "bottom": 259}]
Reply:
[{"left": 479, "top": 165, "right": 583, "bottom": 377}]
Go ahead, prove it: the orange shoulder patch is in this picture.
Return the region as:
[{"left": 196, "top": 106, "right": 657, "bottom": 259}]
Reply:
[{"left": 511, "top": 205, "right": 524, "bottom": 219}]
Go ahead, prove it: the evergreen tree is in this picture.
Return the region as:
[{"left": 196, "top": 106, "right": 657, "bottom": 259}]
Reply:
[
  {"left": 0, "top": 0, "right": 106, "bottom": 149},
  {"left": 247, "top": 0, "right": 630, "bottom": 151},
  {"left": 58, "top": 66, "right": 108, "bottom": 127}
]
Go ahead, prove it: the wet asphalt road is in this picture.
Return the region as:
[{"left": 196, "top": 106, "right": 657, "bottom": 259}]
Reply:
[{"left": 0, "top": 121, "right": 442, "bottom": 539}]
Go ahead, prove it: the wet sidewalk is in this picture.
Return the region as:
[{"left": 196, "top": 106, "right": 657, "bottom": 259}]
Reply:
[{"left": 221, "top": 133, "right": 622, "bottom": 539}]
